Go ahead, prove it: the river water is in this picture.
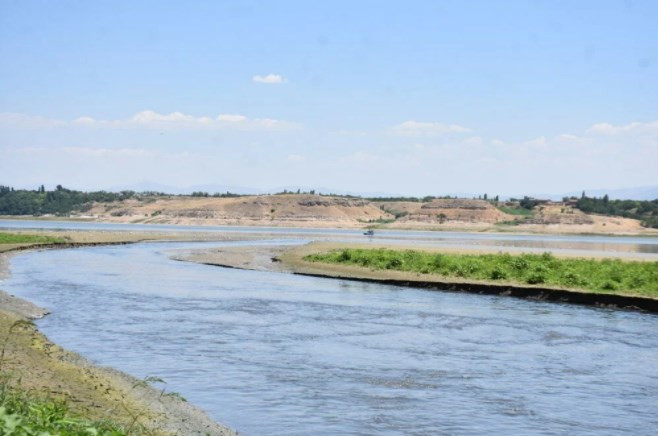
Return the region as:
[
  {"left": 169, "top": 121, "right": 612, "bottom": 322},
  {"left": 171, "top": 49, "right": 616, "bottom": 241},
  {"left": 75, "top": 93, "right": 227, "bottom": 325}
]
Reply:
[
  {"left": 3, "top": 237, "right": 658, "bottom": 435},
  {"left": 2, "top": 219, "right": 658, "bottom": 258}
]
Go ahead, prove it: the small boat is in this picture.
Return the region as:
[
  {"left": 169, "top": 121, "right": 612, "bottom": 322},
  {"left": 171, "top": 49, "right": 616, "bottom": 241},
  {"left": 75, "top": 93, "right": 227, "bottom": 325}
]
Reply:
[{"left": 363, "top": 229, "right": 375, "bottom": 236}]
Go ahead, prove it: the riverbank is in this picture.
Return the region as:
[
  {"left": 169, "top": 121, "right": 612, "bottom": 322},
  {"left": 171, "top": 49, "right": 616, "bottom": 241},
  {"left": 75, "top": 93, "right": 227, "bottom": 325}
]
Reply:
[
  {"left": 179, "top": 242, "right": 658, "bottom": 313},
  {"left": 0, "top": 232, "right": 238, "bottom": 434}
]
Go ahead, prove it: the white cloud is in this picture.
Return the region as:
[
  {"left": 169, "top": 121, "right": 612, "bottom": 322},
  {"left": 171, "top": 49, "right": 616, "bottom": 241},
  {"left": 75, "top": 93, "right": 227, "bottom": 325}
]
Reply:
[
  {"left": 0, "top": 112, "right": 65, "bottom": 128},
  {"left": 586, "top": 120, "right": 658, "bottom": 136},
  {"left": 217, "top": 114, "right": 247, "bottom": 123},
  {"left": 0, "top": 110, "right": 301, "bottom": 131},
  {"left": 131, "top": 110, "right": 196, "bottom": 124},
  {"left": 391, "top": 120, "right": 470, "bottom": 136},
  {"left": 73, "top": 116, "right": 96, "bottom": 125},
  {"left": 252, "top": 74, "right": 286, "bottom": 84}
]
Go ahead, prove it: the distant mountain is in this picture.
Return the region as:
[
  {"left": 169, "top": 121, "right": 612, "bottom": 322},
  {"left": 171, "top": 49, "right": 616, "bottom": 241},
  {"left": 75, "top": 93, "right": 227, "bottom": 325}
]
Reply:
[{"left": 108, "top": 181, "right": 264, "bottom": 195}]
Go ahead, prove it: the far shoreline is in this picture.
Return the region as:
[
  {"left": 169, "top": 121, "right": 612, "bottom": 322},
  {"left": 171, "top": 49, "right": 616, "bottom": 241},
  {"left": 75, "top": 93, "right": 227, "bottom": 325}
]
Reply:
[{"left": 2, "top": 215, "right": 658, "bottom": 238}]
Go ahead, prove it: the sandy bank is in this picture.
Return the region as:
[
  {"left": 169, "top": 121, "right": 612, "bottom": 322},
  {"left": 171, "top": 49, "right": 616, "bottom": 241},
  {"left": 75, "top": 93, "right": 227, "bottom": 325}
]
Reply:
[{"left": 173, "top": 243, "right": 294, "bottom": 272}]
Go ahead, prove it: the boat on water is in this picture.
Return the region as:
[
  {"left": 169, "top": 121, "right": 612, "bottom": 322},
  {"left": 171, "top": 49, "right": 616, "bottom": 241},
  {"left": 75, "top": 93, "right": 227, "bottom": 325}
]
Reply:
[{"left": 363, "top": 229, "right": 375, "bottom": 236}]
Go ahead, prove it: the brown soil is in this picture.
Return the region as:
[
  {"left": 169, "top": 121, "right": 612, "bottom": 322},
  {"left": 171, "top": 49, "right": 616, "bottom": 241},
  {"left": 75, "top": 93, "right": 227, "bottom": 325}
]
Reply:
[
  {"left": 82, "top": 194, "right": 393, "bottom": 228},
  {"left": 49, "top": 195, "right": 658, "bottom": 235}
]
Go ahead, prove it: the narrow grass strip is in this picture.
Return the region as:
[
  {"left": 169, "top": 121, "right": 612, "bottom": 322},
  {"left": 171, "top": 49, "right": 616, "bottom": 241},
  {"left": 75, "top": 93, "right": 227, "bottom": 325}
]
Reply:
[
  {"left": 304, "top": 249, "right": 658, "bottom": 298},
  {"left": 0, "top": 232, "right": 66, "bottom": 245}
]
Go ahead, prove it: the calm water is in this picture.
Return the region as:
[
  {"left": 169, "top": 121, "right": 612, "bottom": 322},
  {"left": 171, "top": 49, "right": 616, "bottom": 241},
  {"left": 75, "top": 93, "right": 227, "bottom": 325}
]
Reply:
[
  {"left": 3, "top": 241, "right": 658, "bottom": 435},
  {"left": 2, "top": 219, "right": 658, "bottom": 257}
]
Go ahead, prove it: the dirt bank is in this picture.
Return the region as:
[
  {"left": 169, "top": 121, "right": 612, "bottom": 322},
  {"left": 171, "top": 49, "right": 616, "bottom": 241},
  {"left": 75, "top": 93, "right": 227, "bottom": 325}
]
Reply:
[
  {"left": 0, "top": 232, "right": 240, "bottom": 434},
  {"left": 0, "top": 307, "right": 236, "bottom": 435}
]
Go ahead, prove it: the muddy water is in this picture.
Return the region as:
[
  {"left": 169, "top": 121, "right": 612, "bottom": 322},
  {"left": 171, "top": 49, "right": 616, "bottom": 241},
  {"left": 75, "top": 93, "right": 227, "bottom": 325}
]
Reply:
[{"left": 3, "top": 240, "right": 657, "bottom": 435}]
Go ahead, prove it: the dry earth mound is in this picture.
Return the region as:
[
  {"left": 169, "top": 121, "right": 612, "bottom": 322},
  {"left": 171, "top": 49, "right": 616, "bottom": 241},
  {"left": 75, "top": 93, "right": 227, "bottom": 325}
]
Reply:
[
  {"left": 85, "top": 194, "right": 392, "bottom": 228},
  {"left": 379, "top": 199, "right": 513, "bottom": 226}
]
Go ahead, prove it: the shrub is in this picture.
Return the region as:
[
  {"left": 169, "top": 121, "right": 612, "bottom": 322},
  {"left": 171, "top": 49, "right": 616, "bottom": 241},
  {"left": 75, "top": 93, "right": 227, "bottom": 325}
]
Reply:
[{"left": 489, "top": 267, "right": 507, "bottom": 280}]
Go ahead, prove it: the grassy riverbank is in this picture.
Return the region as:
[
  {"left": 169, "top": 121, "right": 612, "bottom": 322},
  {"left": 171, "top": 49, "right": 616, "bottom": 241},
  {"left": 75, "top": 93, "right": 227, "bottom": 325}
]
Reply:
[
  {"left": 1, "top": 373, "right": 124, "bottom": 434},
  {"left": 0, "top": 311, "right": 145, "bottom": 434},
  {"left": 305, "top": 248, "right": 658, "bottom": 298},
  {"left": 0, "top": 230, "right": 239, "bottom": 435},
  {"left": 0, "top": 232, "right": 67, "bottom": 245}
]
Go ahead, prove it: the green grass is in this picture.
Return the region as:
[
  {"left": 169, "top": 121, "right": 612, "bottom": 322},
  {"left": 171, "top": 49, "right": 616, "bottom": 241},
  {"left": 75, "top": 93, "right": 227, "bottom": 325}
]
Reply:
[
  {"left": 304, "top": 248, "right": 658, "bottom": 298},
  {"left": 0, "top": 232, "right": 67, "bottom": 245},
  {"left": 0, "top": 380, "right": 125, "bottom": 435},
  {"left": 497, "top": 205, "right": 534, "bottom": 216}
]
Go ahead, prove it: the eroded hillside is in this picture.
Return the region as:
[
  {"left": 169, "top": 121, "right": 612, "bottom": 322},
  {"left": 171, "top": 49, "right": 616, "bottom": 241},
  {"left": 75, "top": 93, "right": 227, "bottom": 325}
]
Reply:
[
  {"left": 83, "top": 194, "right": 394, "bottom": 228},
  {"left": 66, "top": 194, "right": 658, "bottom": 235}
]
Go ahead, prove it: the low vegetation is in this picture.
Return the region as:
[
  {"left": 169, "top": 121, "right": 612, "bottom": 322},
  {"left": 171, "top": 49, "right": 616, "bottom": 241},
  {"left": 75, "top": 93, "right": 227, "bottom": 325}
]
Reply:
[
  {"left": 575, "top": 194, "right": 658, "bottom": 228},
  {"left": 305, "top": 248, "right": 658, "bottom": 298},
  {"left": 0, "top": 318, "right": 127, "bottom": 435},
  {"left": 0, "top": 381, "right": 125, "bottom": 435},
  {"left": 496, "top": 205, "right": 534, "bottom": 216},
  {"left": 0, "top": 232, "right": 67, "bottom": 245}
]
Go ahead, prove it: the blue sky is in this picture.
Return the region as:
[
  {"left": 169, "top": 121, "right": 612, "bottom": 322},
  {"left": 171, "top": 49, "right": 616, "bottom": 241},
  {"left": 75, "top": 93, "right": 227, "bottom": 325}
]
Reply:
[{"left": 1, "top": 0, "right": 657, "bottom": 195}]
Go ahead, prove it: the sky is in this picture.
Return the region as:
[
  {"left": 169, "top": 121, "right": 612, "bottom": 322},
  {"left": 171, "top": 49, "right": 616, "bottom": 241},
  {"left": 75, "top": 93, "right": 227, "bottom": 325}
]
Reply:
[{"left": 1, "top": 0, "right": 657, "bottom": 196}]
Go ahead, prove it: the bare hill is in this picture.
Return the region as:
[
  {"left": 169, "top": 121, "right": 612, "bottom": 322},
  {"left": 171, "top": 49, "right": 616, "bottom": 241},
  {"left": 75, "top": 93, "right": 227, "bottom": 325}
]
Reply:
[
  {"left": 84, "top": 194, "right": 393, "bottom": 228},
  {"left": 378, "top": 199, "right": 512, "bottom": 226},
  {"left": 68, "top": 194, "right": 658, "bottom": 235}
]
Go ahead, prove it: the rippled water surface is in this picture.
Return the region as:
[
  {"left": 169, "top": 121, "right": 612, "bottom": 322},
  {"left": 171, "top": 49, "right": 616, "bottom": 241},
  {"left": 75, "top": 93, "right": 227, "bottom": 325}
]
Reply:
[{"left": 3, "top": 241, "right": 658, "bottom": 435}]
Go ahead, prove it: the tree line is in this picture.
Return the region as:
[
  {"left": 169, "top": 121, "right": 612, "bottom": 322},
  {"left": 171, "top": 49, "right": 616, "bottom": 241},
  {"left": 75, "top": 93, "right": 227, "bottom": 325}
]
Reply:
[
  {"left": 0, "top": 185, "right": 136, "bottom": 215},
  {"left": 576, "top": 194, "right": 658, "bottom": 228}
]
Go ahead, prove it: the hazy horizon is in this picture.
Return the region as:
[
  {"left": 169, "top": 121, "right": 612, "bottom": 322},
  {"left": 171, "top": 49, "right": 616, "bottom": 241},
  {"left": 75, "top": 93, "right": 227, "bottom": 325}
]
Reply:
[{"left": 1, "top": 1, "right": 657, "bottom": 194}]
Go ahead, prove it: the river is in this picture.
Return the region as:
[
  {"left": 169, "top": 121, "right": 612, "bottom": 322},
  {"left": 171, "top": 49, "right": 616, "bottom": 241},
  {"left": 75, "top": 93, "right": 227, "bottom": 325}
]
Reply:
[{"left": 2, "top": 234, "right": 657, "bottom": 434}]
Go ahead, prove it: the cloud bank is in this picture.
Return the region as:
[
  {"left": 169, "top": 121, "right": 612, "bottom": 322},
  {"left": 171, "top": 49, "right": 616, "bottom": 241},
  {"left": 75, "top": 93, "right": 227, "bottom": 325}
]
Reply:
[{"left": 0, "top": 111, "right": 300, "bottom": 131}]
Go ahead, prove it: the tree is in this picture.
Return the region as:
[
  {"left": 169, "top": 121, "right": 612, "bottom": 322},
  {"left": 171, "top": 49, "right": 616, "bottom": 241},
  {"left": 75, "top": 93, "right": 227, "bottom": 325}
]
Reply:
[{"left": 520, "top": 196, "right": 538, "bottom": 210}]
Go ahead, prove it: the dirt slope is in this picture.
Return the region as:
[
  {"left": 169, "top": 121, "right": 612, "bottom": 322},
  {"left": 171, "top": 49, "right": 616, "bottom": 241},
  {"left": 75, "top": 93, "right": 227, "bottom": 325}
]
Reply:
[
  {"left": 84, "top": 194, "right": 393, "bottom": 228},
  {"left": 379, "top": 199, "right": 512, "bottom": 225},
  {"left": 61, "top": 194, "right": 658, "bottom": 235}
]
